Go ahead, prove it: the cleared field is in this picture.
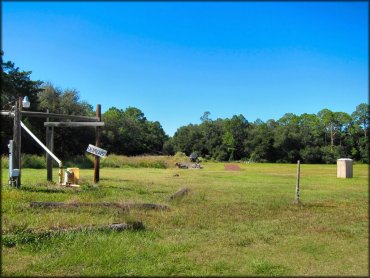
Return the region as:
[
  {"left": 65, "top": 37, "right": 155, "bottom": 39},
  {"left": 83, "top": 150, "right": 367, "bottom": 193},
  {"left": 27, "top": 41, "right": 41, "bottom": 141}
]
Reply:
[{"left": 1, "top": 162, "right": 368, "bottom": 276}]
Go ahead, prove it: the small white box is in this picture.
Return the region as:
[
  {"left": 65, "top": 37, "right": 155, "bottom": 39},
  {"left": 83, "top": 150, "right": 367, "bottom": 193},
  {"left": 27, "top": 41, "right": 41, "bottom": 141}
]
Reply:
[{"left": 337, "top": 158, "right": 353, "bottom": 178}]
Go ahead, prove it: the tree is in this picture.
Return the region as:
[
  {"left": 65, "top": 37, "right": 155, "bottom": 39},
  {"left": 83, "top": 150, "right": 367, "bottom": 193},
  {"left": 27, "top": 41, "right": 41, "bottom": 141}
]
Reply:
[
  {"left": 101, "top": 106, "right": 167, "bottom": 156},
  {"left": 1, "top": 52, "right": 43, "bottom": 110},
  {"left": 34, "top": 83, "right": 95, "bottom": 158},
  {"left": 273, "top": 113, "right": 301, "bottom": 162},
  {"left": 223, "top": 115, "right": 249, "bottom": 160},
  {"left": 352, "top": 103, "right": 369, "bottom": 138},
  {"left": 1, "top": 54, "right": 43, "bottom": 154},
  {"left": 199, "top": 118, "right": 224, "bottom": 158},
  {"left": 317, "top": 109, "right": 336, "bottom": 149},
  {"left": 200, "top": 111, "right": 211, "bottom": 123},
  {"left": 172, "top": 124, "right": 203, "bottom": 156},
  {"left": 246, "top": 120, "right": 275, "bottom": 162},
  {"left": 37, "top": 83, "right": 61, "bottom": 112},
  {"left": 334, "top": 112, "right": 352, "bottom": 147}
]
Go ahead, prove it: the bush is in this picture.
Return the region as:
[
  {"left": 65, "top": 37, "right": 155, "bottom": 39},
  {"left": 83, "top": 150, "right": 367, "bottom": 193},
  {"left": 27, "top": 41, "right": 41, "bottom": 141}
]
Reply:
[
  {"left": 300, "top": 146, "right": 322, "bottom": 163},
  {"left": 174, "top": 152, "right": 187, "bottom": 159},
  {"left": 64, "top": 155, "right": 94, "bottom": 169},
  {"left": 1, "top": 155, "right": 9, "bottom": 168},
  {"left": 321, "top": 146, "right": 341, "bottom": 164},
  {"left": 100, "top": 154, "right": 168, "bottom": 169},
  {"left": 21, "top": 154, "right": 46, "bottom": 169}
]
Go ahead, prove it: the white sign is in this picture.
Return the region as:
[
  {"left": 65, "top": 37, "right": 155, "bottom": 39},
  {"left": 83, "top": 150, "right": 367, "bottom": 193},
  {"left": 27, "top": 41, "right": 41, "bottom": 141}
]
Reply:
[{"left": 86, "top": 144, "right": 107, "bottom": 158}]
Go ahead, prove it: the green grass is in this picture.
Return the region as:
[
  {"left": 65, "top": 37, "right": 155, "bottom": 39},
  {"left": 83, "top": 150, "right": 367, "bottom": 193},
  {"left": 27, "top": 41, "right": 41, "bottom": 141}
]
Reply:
[{"left": 1, "top": 161, "right": 368, "bottom": 276}]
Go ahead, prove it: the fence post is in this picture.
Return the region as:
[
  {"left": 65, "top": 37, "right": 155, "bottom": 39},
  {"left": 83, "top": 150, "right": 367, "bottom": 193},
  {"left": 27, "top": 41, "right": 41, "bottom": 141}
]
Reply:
[{"left": 295, "top": 160, "right": 301, "bottom": 204}]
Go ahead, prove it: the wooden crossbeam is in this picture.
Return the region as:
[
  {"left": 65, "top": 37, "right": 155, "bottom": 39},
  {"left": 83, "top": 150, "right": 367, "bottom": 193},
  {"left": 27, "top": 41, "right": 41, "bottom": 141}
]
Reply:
[
  {"left": 22, "top": 111, "right": 100, "bottom": 121},
  {"left": 44, "top": 122, "right": 105, "bottom": 127}
]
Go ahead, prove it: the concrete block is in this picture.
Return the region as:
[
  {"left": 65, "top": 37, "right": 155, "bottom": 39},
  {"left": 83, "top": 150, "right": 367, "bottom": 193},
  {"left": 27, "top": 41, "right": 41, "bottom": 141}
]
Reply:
[{"left": 337, "top": 158, "right": 353, "bottom": 178}]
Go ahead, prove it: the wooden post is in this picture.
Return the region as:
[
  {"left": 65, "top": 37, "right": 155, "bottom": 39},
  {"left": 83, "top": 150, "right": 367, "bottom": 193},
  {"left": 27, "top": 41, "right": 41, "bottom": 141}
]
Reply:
[
  {"left": 295, "top": 160, "right": 301, "bottom": 204},
  {"left": 46, "top": 109, "right": 54, "bottom": 182},
  {"left": 93, "top": 104, "right": 101, "bottom": 183},
  {"left": 13, "top": 98, "right": 22, "bottom": 188}
]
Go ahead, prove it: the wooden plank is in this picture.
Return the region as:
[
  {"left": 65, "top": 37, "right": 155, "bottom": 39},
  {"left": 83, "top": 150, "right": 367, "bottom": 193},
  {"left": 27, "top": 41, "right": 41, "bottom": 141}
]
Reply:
[
  {"left": 21, "top": 111, "right": 100, "bottom": 121},
  {"left": 29, "top": 201, "right": 170, "bottom": 211},
  {"left": 44, "top": 122, "right": 105, "bottom": 127},
  {"left": 169, "top": 187, "right": 190, "bottom": 199},
  {"left": 3, "top": 222, "right": 145, "bottom": 247}
]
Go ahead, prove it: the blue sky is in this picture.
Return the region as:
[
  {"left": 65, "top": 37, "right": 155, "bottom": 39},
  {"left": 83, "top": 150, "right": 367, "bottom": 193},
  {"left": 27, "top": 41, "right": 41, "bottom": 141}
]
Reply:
[{"left": 2, "top": 2, "right": 368, "bottom": 136}]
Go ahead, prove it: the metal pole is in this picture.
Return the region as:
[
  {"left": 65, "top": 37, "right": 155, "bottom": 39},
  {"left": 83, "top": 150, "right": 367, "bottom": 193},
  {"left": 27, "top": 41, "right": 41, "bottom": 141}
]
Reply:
[
  {"left": 94, "top": 104, "right": 101, "bottom": 183},
  {"left": 20, "top": 121, "right": 61, "bottom": 165},
  {"left": 295, "top": 160, "right": 301, "bottom": 204}
]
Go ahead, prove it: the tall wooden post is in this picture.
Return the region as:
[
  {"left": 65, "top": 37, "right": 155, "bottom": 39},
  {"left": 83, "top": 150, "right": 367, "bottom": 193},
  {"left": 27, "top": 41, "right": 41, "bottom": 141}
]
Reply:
[
  {"left": 13, "top": 97, "right": 22, "bottom": 188},
  {"left": 295, "top": 160, "right": 301, "bottom": 205},
  {"left": 46, "top": 109, "right": 54, "bottom": 182},
  {"left": 93, "top": 104, "right": 101, "bottom": 183}
]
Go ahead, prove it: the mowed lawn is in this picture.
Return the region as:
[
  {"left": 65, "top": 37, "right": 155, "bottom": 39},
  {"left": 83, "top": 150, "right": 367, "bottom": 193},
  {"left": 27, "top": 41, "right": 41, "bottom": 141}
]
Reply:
[{"left": 1, "top": 162, "right": 368, "bottom": 276}]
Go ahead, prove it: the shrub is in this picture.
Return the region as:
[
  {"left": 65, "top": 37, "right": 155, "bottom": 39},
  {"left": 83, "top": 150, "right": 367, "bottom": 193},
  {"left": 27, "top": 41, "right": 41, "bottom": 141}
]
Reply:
[
  {"left": 21, "top": 154, "right": 46, "bottom": 169},
  {"left": 100, "top": 154, "right": 169, "bottom": 169},
  {"left": 1, "top": 155, "right": 9, "bottom": 168},
  {"left": 174, "top": 152, "right": 187, "bottom": 159},
  {"left": 64, "top": 155, "right": 94, "bottom": 169}
]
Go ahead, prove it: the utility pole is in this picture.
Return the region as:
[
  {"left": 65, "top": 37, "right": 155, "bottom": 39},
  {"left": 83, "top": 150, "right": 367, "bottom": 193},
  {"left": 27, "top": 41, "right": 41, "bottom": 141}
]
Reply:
[
  {"left": 13, "top": 97, "right": 22, "bottom": 188},
  {"left": 46, "top": 109, "right": 54, "bottom": 182},
  {"left": 93, "top": 104, "right": 101, "bottom": 183}
]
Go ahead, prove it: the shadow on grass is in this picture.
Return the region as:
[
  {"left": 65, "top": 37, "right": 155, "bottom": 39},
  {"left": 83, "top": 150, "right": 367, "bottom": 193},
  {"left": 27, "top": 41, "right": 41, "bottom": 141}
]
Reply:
[
  {"left": 100, "top": 177, "right": 130, "bottom": 182},
  {"left": 2, "top": 221, "right": 146, "bottom": 248},
  {"left": 303, "top": 202, "right": 337, "bottom": 208},
  {"left": 21, "top": 186, "right": 73, "bottom": 194}
]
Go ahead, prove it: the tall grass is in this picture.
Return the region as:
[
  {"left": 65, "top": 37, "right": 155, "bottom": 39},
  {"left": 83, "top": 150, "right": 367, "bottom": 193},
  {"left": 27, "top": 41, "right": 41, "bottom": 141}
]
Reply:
[
  {"left": 1, "top": 163, "right": 368, "bottom": 276},
  {"left": 101, "top": 154, "right": 173, "bottom": 169},
  {"left": 1, "top": 154, "right": 186, "bottom": 169},
  {"left": 1, "top": 154, "right": 46, "bottom": 169}
]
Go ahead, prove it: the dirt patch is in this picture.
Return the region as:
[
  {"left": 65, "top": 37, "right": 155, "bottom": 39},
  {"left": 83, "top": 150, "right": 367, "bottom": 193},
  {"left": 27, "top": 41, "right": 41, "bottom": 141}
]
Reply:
[{"left": 224, "top": 164, "right": 241, "bottom": 171}]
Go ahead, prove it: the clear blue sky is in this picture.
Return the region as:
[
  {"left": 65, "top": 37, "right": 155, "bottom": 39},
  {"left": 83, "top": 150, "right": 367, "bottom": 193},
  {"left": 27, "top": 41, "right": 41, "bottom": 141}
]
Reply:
[{"left": 3, "top": 2, "right": 368, "bottom": 136}]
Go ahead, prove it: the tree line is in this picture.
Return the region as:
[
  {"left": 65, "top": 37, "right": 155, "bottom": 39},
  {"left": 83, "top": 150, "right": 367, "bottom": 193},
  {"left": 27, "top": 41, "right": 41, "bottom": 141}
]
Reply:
[
  {"left": 1, "top": 55, "right": 369, "bottom": 163},
  {"left": 168, "top": 108, "right": 368, "bottom": 163}
]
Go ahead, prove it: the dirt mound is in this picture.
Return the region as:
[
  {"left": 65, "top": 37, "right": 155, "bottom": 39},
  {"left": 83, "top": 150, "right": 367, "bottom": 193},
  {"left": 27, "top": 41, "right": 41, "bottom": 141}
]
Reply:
[{"left": 224, "top": 164, "right": 241, "bottom": 171}]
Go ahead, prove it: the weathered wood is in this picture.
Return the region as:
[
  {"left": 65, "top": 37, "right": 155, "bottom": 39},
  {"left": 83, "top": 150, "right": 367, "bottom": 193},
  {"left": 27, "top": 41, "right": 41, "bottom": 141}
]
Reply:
[
  {"left": 30, "top": 202, "right": 127, "bottom": 210},
  {"left": 295, "top": 160, "right": 301, "bottom": 205},
  {"left": 175, "top": 162, "right": 188, "bottom": 169},
  {"left": 0, "top": 110, "right": 14, "bottom": 116},
  {"left": 13, "top": 98, "right": 22, "bottom": 188},
  {"left": 169, "top": 187, "right": 190, "bottom": 199},
  {"left": 44, "top": 122, "right": 105, "bottom": 127},
  {"left": 21, "top": 111, "right": 100, "bottom": 121},
  {"left": 3, "top": 222, "right": 145, "bottom": 246},
  {"left": 46, "top": 110, "right": 54, "bottom": 181},
  {"left": 94, "top": 104, "right": 101, "bottom": 183},
  {"left": 130, "top": 203, "right": 170, "bottom": 210},
  {"left": 30, "top": 201, "right": 170, "bottom": 211}
]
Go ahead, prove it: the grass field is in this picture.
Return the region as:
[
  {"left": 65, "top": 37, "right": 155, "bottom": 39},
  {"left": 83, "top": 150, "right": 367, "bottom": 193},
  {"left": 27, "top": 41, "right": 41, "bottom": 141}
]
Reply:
[{"left": 1, "top": 161, "right": 368, "bottom": 276}]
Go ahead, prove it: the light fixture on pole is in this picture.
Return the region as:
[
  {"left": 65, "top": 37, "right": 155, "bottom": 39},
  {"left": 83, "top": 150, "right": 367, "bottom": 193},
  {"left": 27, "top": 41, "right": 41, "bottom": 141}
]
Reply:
[{"left": 22, "top": 96, "right": 30, "bottom": 108}]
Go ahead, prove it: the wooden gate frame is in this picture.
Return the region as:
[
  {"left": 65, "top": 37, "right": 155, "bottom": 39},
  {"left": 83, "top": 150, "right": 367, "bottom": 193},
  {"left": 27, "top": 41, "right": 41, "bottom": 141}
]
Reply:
[
  {"left": 2, "top": 102, "right": 104, "bottom": 186},
  {"left": 42, "top": 105, "right": 103, "bottom": 183}
]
